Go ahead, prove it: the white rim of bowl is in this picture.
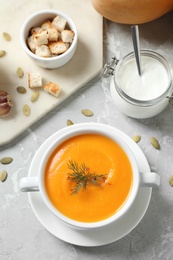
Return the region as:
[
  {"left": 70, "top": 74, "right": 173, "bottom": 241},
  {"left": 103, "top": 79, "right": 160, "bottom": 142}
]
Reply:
[{"left": 38, "top": 123, "right": 140, "bottom": 229}]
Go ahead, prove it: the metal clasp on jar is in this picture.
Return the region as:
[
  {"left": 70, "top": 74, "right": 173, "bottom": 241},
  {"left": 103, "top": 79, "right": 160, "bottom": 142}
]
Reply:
[
  {"left": 101, "top": 57, "right": 119, "bottom": 78},
  {"left": 167, "top": 95, "right": 173, "bottom": 105}
]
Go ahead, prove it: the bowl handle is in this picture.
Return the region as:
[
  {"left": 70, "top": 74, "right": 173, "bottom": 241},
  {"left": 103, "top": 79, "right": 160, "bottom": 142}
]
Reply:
[
  {"left": 140, "top": 172, "right": 160, "bottom": 187},
  {"left": 19, "top": 177, "right": 39, "bottom": 192}
]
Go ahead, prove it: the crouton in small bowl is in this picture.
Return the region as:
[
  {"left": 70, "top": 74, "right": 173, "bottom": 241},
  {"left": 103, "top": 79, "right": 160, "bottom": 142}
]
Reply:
[{"left": 20, "top": 9, "right": 78, "bottom": 69}]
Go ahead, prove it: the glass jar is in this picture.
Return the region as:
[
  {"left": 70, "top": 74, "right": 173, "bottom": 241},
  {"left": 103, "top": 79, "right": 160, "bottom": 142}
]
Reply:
[{"left": 103, "top": 50, "right": 173, "bottom": 119}]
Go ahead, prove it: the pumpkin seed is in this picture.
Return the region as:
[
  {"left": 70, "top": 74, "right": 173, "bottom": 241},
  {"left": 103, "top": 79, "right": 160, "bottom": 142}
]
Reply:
[
  {"left": 0, "top": 156, "right": 13, "bottom": 165},
  {"left": 16, "top": 67, "right": 24, "bottom": 78},
  {"left": 0, "top": 170, "right": 8, "bottom": 182},
  {"left": 0, "top": 50, "right": 6, "bottom": 57},
  {"left": 81, "top": 109, "right": 94, "bottom": 117},
  {"left": 150, "top": 137, "right": 160, "bottom": 150},
  {"left": 132, "top": 135, "right": 141, "bottom": 143},
  {"left": 31, "top": 90, "right": 39, "bottom": 102},
  {"left": 169, "top": 176, "right": 173, "bottom": 187},
  {"left": 3, "top": 32, "right": 11, "bottom": 41},
  {"left": 23, "top": 104, "right": 30, "bottom": 116},
  {"left": 67, "top": 119, "right": 74, "bottom": 126},
  {"left": 17, "top": 86, "right": 27, "bottom": 94}
]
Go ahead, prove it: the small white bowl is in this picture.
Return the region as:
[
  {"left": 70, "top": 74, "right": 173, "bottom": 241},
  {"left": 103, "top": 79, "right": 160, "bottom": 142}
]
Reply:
[{"left": 20, "top": 9, "right": 78, "bottom": 69}]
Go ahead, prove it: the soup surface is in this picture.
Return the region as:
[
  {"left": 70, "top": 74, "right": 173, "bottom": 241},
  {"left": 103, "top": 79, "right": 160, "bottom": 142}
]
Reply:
[{"left": 44, "top": 134, "right": 133, "bottom": 222}]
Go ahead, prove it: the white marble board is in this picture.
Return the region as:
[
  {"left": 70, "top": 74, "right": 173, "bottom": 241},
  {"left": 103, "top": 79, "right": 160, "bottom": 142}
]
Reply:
[{"left": 0, "top": 0, "right": 103, "bottom": 146}]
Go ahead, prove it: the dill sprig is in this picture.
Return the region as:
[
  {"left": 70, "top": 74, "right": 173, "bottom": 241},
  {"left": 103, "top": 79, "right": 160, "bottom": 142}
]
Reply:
[{"left": 67, "top": 160, "right": 106, "bottom": 194}]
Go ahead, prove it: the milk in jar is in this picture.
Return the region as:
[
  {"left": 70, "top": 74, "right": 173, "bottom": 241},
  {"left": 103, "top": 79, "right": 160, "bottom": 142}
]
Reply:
[
  {"left": 118, "top": 56, "right": 169, "bottom": 101},
  {"left": 110, "top": 50, "right": 173, "bottom": 119}
]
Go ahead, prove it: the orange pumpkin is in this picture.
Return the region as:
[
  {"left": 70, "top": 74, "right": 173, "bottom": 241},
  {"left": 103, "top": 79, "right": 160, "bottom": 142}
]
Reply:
[{"left": 91, "top": 0, "right": 173, "bottom": 24}]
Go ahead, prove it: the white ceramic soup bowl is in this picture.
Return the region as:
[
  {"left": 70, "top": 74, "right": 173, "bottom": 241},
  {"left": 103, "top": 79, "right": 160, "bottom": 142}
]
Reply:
[
  {"left": 20, "top": 9, "right": 78, "bottom": 69},
  {"left": 19, "top": 123, "right": 160, "bottom": 229}
]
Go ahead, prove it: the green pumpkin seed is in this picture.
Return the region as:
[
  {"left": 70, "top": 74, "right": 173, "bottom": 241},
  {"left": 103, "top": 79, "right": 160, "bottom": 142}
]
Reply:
[
  {"left": 150, "top": 137, "right": 160, "bottom": 150},
  {"left": 82, "top": 109, "right": 94, "bottom": 117},
  {"left": 17, "top": 86, "right": 27, "bottom": 94},
  {"left": 132, "top": 135, "right": 141, "bottom": 143},
  {"left": 16, "top": 67, "right": 24, "bottom": 78},
  {"left": 0, "top": 50, "right": 6, "bottom": 57},
  {"left": 3, "top": 32, "right": 11, "bottom": 41},
  {"left": 169, "top": 176, "right": 173, "bottom": 187},
  {"left": 67, "top": 119, "right": 74, "bottom": 126},
  {"left": 0, "top": 170, "right": 8, "bottom": 182},
  {"left": 31, "top": 91, "right": 39, "bottom": 102},
  {"left": 23, "top": 104, "right": 30, "bottom": 116},
  {"left": 0, "top": 157, "right": 13, "bottom": 165}
]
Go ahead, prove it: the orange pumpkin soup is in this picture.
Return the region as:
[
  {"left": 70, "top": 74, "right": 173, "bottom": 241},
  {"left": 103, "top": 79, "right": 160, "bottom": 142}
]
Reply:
[{"left": 44, "top": 134, "right": 133, "bottom": 222}]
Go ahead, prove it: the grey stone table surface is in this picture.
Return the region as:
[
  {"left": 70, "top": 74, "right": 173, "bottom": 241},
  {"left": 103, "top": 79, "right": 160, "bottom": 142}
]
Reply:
[{"left": 1, "top": 11, "right": 173, "bottom": 260}]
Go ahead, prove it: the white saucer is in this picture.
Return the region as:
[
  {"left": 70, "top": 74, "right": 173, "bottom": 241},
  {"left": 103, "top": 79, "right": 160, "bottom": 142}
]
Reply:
[{"left": 28, "top": 124, "right": 152, "bottom": 247}]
